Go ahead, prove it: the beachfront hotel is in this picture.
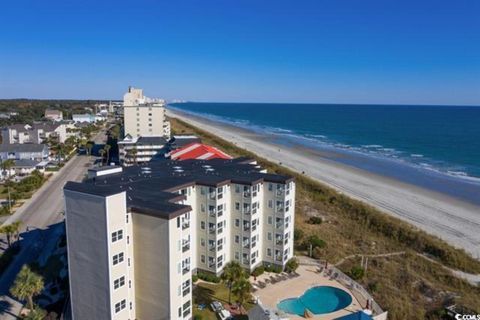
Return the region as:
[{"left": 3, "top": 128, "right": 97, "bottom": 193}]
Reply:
[
  {"left": 119, "top": 86, "right": 171, "bottom": 165},
  {"left": 64, "top": 158, "right": 295, "bottom": 319}
]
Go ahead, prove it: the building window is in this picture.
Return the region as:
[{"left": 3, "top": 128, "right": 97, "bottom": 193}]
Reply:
[
  {"left": 201, "top": 186, "right": 206, "bottom": 195},
  {"left": 268, "top": 183, "right": 273, "bottom": 191},
  {"left": 177, "top": 217, "right": 181, "bottom": 228},
  {"left": 267, "top": 232, "right": 272, "bottom": 240},
  {"left": 268, "top": 200, "right": 273, "bottom": 208},
  {"left": 267, "top": 248, "right": 272, "bottom": 256},
  {"left": 114, "top": 276, "right": 125, "bottom": 289},
  {"left": 235, "top": 185, "right": 240, "bottom": 193},
  {"left": 201, "top": 203, "right": 205, "bottom": 212},
  {"left": 115, "top": 299, "right": 126, "bottom": 313},
  {"left": 235, "top": 252, "right": 239, "bottom": 260},
  {"left": 201, "top": 255, "right": 205, "bottom": 263},
  {"left": 178, "top": 307, "right": 182, "bottom": 318},
  {"left": 111, "top": 230, "right": 123, "bottom": 243},
  {"left": 235, "top": 219, "right": 240, "bottom": 227},
  {"left": 201, "top": 238, "right": 205, "bottom": 246},
  {"left": 113, "top": 253, "right": 124, "bottom": 265},
  {"left": 235, "top": 202, "right": 240, "bottom": 210},
  {"left": 201, "top": 221, "right": 205, "bottom": 229},
  {"left": 148, "top": 123, "right": 152, "bottom": 127},
  {"left": 235, "top": 235, "right": 239, "bottom": 243},
  {"left": 268, "top": 216, "right": 273, "bottom": 224}
]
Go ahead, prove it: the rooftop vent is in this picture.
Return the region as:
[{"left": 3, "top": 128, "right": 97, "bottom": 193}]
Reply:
[
  {"left": 174, "top": 169, "right": 184, "bottom": 173},
  {"left": 206, "top": 168, "right": 215, "bottom": 172},
  {"left": 202, "top": 165, "right": 212, "bottom": 168}
]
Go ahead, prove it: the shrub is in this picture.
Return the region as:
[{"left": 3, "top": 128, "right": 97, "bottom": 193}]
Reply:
[
  {"left": 285, "top": 258, "right": 299, "bottom": 273},
  {"left": 294, "top": 228, "right": 304, "bottom": 242},
  {"left": 196, "top": 272, "right": 220, "bottom": 283},
  {"left": 349, "top": 266, "right": 365, "bottom": 280},
  {"left": 252, "top": 266, "right": 264, "bottom": 277},
  {"left": 264, "top": 265, "right": 282, "bottom": 273},
  {"left": 304, "top": 235, "right": 326, "bottom": 250},
  {"left": 307, "top": 216, "right": 323, "bottom": 224},
  {"left": 193, "top": 315, "right": 203, "bottom": 320},
  {"left": 192, "top": 274, "right": 198, "bottom": 283}
]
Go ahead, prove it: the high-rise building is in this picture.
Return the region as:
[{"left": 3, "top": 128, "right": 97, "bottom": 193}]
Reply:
[
  {"left": 120, "top": 87, "right": 171, "bottom": 165},
  {"left": 64, "top": 158, "right": 295, "bottom": 320}
]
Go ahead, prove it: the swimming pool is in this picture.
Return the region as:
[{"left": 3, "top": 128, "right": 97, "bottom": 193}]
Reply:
[{"left": 277, "top": 286, "right": 352, "bottom": 316}]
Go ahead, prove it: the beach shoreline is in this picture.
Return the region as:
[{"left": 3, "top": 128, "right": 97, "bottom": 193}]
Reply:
[{"left": 168, "top": 108, "right": 480, "bottom": 259}]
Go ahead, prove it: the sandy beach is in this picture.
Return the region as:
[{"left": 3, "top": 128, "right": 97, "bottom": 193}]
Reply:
[{"left": 168, "top": 109, "right": 480, "bottom": 259}]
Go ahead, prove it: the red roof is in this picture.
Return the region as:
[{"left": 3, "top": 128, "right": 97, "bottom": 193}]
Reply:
[{"left": 169, "top": 143, "right": 232, "bottom": 161}]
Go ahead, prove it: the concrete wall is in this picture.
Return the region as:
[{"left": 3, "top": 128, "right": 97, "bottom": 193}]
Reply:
[
  {"left": 65, "top": 190, "right": 112, "bottom": 320},
  {"left": 124, "top": 105, "right": 166, "bottom": 138},
  {"left": 131, "top": 212, "right": 171, "bottom": 319}
]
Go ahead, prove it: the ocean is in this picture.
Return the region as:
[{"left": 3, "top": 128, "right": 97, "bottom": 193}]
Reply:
[{"left": 170, "top": 102, "right": 480, "bottom": 204}]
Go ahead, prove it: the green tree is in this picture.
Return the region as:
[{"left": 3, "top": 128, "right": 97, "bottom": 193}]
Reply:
[
  {"left": 129, "top": 147, "right": 138, "bottom": 164},
  {"left": 99, "top": 149, "right": 106, "bottom": 165},
  {"left": 285, "top": 257, "right": 299, "bottom": 273},
  {"left": 104, "top": 144, "right": 111, "bottom": 165},
  {"left": 1, "top": 159, "right": 15, "bottom": 179},
  {"left": 10, "top": 265, "right": 44, "bottom": 311},
  {"left": 85, "top": 142, "right": 94, "bottom": 156},
  {"left": 221, "top": 261, "right": 245, "bottom": 305},
  {"left": 0, "top": 221, "right": 21, "bottom": 247},
  {"left": 231, "top": 277, "right": 252, "bottom": 314}
]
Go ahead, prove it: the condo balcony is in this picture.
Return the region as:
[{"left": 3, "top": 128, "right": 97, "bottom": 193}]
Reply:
[
  {"left": 275, "top": 238, "right": 283, "bottom": 246},
  {"left": 243, "top": 191, "right": 251, "bottom": 198},
  {"left": 182, "top": 265, "right": 191, "bottom": 275},
  {"left": 182, "top": 221, "right": 190, "bottom": 230},
  {"left": 209, "top": 245, "right": 216, "bottom": 252},
  {"left": 182, "top": 240, "right": 190, "bottom": 253},
  {"left": 183, "top": 287, "right": 190, "bottom": 297},
  {"left": 275, "top": 255, "right": 283, "bottom": 262},
  {"left": 209, "top": 227, "right": 216, "bottom": 234}
]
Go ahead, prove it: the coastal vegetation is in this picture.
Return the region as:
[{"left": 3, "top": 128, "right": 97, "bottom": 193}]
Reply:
[
  {"left": 0, "top": 99, "right": 105, "bottom": 127},
  {"left": 170, "top": 117, "right": 480, "bottom": 319}
]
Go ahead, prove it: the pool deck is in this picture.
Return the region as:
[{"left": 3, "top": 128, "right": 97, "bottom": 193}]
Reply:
[{"left": 251, "top": 265, "right": 364, "bottom": 319}]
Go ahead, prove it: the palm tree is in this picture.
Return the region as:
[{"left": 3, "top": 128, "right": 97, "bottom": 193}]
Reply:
[
  {"left": 104, "top": 144, "right": 111, "bottom": 165},
  {"left": 86, "top": 142, "right": 94, "bottom": 156},
  {"left": 130, "top": 147, "right": 138, "bottom": 165},
  {"left": 10, "top": 265, "right": 44, "bottom": 311},
  {"left": 1, "top": 159, "right": 15, "bottom": 179},
  {"left": 221, "top": 261, "right": 245, "bottom": 304},
  {"left": 231, "top": 277, "right": 252, "bottom": 314},
  {"left": 99, "top": 149, "right": 106, "bottom": 165},
  {"left": 0, "top": 221, "right": 21, "bottom": 247}
]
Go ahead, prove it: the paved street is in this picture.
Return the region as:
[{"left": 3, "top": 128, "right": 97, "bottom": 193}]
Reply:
[{"left": 0, "top": 130, "right": 107, "bottom": 319}]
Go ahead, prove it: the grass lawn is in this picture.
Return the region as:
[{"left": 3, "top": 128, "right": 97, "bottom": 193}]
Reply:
[{"left": 193, "top": 281, "right": 251, "bottom": 320}]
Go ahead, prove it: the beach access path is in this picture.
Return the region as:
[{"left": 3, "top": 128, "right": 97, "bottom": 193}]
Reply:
[{"left": 168, "top": 109, "right": 480, "bottom": 260}]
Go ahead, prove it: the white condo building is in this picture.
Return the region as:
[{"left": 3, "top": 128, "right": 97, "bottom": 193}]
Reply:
[
  {"left": 119, "top": 87, "right": 171, "bottom": 165},
  {"left": 64, "top": 158, "right": 295, "bottom": 320}
]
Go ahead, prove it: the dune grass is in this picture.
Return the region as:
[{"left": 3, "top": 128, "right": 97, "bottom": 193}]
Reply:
[{"left": 171, "top": 116, "right": 480, "bottom": 319}]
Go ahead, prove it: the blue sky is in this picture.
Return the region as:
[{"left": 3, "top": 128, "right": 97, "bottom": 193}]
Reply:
[{"left": 0, "top": 0, "right": 479, "bottom": 105}]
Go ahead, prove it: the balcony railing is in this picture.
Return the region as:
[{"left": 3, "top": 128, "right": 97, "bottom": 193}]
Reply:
[
  {"left": 182, "top": 266, "right": 190, "bottom": 275},
  {"left": 182, "top": 221, "right": 190, "bottom": 230},
  {"left": 209, "top": 228, "right": 216, "bottom": 234},
  {"left": 243, "top": 191, "right": 251, "bottom": 198},
  {"left": 183, "top": 287, "right": 190, "bottom": 297},
  {"left": 209, "top": 245, "right": 216, "bottom": 252},
  {"left": 182, "top": 241, "right": 190, "bottom": 253},
  {"left": 276, "top": 239, "right": 283, "bottom": 246}
]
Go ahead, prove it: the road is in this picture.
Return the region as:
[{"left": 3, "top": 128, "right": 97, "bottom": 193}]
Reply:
[{"left": 0, "top": 130, "right": 107, "bottom": 319}]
